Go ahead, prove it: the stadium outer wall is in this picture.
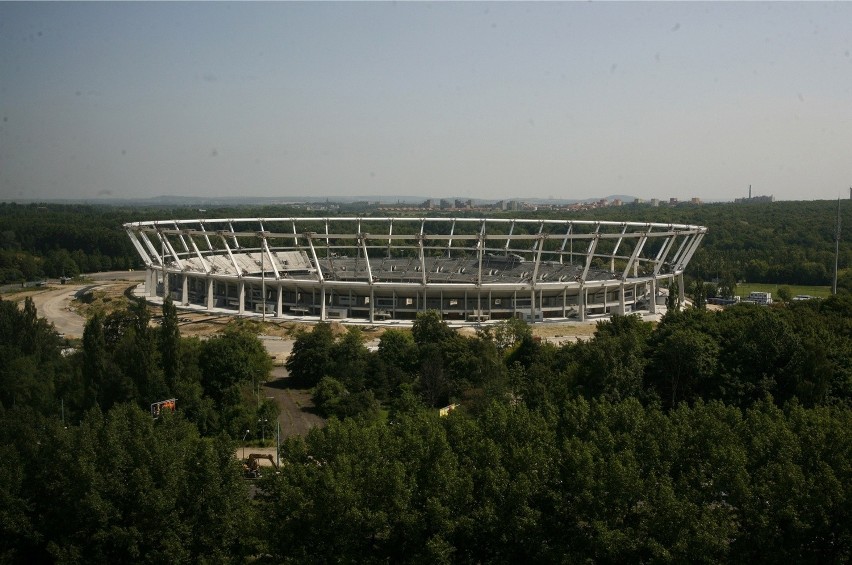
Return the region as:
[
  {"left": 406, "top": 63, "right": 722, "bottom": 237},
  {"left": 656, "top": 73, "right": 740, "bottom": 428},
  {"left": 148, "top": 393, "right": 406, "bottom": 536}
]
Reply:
[{"left": 124, "top": 217, "right": 707, "bottom": 324}]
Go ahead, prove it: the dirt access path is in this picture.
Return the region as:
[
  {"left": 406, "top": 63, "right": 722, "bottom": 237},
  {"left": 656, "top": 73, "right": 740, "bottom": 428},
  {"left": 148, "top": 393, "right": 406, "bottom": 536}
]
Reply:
[{"left": 263, "top": 366, "right": 325, "bottom": 439}]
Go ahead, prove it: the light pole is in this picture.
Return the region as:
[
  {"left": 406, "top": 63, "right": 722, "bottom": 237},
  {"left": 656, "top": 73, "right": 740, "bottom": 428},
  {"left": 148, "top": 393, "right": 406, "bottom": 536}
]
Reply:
[
  {"left": 258, "top": 418, "right": 268, "bottom": 444},
  {"left": 241, "top": 429, "right": 250, "bottom": 460}
]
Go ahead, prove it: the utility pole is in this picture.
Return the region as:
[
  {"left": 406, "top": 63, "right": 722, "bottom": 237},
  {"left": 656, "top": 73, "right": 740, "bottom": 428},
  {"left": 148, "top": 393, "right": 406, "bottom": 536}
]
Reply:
[
  {"left": 833, "top": 198, "right": 841, "bottom": 295},
  {"left": 261, "top": 233, "right": 266, "bottom": 322}
]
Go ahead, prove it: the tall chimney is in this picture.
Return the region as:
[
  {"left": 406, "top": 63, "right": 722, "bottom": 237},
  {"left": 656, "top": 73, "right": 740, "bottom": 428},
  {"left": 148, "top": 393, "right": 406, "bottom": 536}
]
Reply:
[{"left": 749, "top": 184, "right": 752, "bottom": 199}]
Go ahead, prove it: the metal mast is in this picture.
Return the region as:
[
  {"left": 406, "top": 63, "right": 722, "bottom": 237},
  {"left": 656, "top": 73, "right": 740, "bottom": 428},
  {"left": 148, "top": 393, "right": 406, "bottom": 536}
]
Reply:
[{"left": 833, "top": 198, "right": 841, "bottom": 295}]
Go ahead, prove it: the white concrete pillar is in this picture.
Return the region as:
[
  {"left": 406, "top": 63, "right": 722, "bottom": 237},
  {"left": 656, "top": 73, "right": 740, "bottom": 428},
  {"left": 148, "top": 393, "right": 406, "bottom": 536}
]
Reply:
[
  {"left": 206, "top": 278, "right": 214, "bottom": 310},
  {"left": 578, "top": 286, "right": 586, "bottom": 322},
  {"left": 147, "top": 269, "right": 157, "bottom": 297},
  {"left": 182, "top": 274, "right": 189, "bottom": 306},
  {"left": 238, "top": 280, "right": 245, "bottom": 315},
  {"left": 618, "top": 284, "right": 626, "bottom": 315},
  {"left": 276, "top": 285, "right": 283, "bottom": 317},
  {"left": 678, "top": 273, "right": 685, "bottom": 308},
  {"left": 649, "top": 279, "right": 657, "bottom": 314}
]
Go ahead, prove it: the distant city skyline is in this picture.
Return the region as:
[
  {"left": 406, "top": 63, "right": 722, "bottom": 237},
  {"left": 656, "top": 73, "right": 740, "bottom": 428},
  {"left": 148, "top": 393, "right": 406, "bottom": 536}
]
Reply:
[{"left": 2, "top": 2, "right": 851, "bottom": 203}]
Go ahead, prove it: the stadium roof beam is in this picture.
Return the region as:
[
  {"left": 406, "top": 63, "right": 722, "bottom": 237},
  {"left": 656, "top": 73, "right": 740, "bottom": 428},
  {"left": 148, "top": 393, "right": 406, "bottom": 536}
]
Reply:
[
  {"left": 157, "top": 228, "right": 185, "bottom": 271},
  {"left": 217, "top": 231, "right": 242, "bottom": 277},
  {"left": 187, "top": 232, "right": 211, "bottom": 274}
]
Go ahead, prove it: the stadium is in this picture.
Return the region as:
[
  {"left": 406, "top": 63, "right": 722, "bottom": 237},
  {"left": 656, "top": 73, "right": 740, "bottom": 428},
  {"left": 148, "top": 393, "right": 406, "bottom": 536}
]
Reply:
[{"left": 124, "top": 217, "right": 707, "bottom": 324}]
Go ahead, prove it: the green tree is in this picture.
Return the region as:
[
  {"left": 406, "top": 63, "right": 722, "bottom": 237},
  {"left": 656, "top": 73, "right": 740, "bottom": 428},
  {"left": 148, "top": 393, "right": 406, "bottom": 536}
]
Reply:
[
  {"left": 82, "top": 312, "right": 109, "bottom": 408},
  {"left": 691, "top": 277, "right": 707, "bottom": 309},
  {"left": 372, "top": 329, "right": 419, "bottom": 401},
  {"left": 571, "top": 314, "right": 651, "bottom": 401},
  {"left": 332, "top": 326, "right": 370, "bottom": 391},
  {"left": 412, "top": 310, "right": 454, "bottom": 348},
  {"left": 716, "top": 305, "right": 804, "bottom": 407},
  {"left": 285, "top": 322, "right": 336, "bottom": 388},
  {"left": 312, "top": 376, "right": 348, "bottom": 417},
  {"left": 646, "top": 327, "right": 720, "bottom": 408},
  {"left": 0, "top": 404, "right": 257, "bottom": 562},
  {"left": 159, "top": 295, "right": 181, "bottom": 391},
  {"left": 489, "top": 317, "right": 533, "bottom": 355},
  {"left": 200, "top": 323, "right": 272, "bottom": 435},
  {"left": 0, "top": 298, "right": 63, "bottom": 414}
]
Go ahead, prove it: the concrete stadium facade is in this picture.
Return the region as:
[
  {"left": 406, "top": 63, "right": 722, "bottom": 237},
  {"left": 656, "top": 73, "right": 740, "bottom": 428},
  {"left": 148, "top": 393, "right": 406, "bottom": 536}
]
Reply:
[{"left": 124, "top": 217, "right": 707, "bottom": 324}]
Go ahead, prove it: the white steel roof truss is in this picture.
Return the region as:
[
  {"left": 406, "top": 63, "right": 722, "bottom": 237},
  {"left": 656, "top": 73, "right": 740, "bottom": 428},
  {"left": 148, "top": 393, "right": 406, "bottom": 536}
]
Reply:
[
  {"left": 387, "top": 219, "right": 393, "bottom": 259},
  {"left": 218, "top": 233, "right": 242, "bottom": 276},
  {"left": 675, "top": 232, "right": 705, "bottom": 273},
  {"left": 653, "top": 235, "right": 678, "bottom": 276},
  {"left": 228, "top": 222, "right": 240, "bottom": 249},
  {"left": 669, "top": 234, "right": 691, "bottom": 270},
  {"left": 305, "top": 234, "right": 325, "bottom": 284},
  {"left": 188, "top": 234, "right": 211, "bottom": 274},
  {"left": 199, "top": 222, "right": 214, "bottom": 251},
  {"left": 174, "top": 222, "right": 190, "bottom": 253},
  {"left": 610, "top": 223, "right": 629, "bottom": 261},
  {"left": 622, "top": 231, "right": 650, "bottom": 280},
  {"left": 140, "top": 231, "right": 163, "bottom": 266},
  {"left": 159, "top": 231, "right": 185, "bottom": 271},
  {"left": 261, "top": 236, "right": 280, "bottom": 280},
  {"left": 360, "top": 234, "right": 374, "bottom": 283},
  {"left": 531, "top": 232, "right": 547, "bottom": 286},
  {"left": 477, "top": 220, "right": 487, "bottom": 286},
  {"left": 580, "top": 233, "right": 601, "bottom": 284},
  {"left": 558, "top": 223, "right": 573, "bottom": 264},
  {"left": 504, "top": 220, "right": 515, "bottom": 251},
  {"left": 531, "top": 221, "right": 545, "bottom": 252}
]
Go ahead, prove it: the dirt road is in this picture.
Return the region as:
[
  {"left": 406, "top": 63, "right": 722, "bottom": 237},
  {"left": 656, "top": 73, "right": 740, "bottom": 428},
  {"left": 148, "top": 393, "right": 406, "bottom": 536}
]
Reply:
[{"left": 264, "top": 366, "right": 325, "bottom": 439}]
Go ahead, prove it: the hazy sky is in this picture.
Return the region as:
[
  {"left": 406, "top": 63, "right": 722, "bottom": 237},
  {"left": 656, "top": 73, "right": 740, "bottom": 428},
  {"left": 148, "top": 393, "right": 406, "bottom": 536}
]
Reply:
[{"left": 2, "top": 1, "right": 851, "bottom": 203}]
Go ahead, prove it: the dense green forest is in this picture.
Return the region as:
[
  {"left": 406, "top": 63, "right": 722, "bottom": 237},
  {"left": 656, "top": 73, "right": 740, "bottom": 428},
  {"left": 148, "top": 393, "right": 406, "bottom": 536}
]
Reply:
[
  {"left": 1, "top": 288, "right": 850, "bottom": 561},
  {"left": 1, "top": 200, "right": 851, "bottom": 291},
  {"left": 545, "top": 200, "right": 852, "bottom": 288}
]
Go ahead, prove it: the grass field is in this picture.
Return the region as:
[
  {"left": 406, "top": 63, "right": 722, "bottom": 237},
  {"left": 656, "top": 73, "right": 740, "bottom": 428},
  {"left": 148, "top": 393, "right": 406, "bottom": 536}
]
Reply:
[{"left": 736, "top": 283, "right": 832, "bottom": 299}]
